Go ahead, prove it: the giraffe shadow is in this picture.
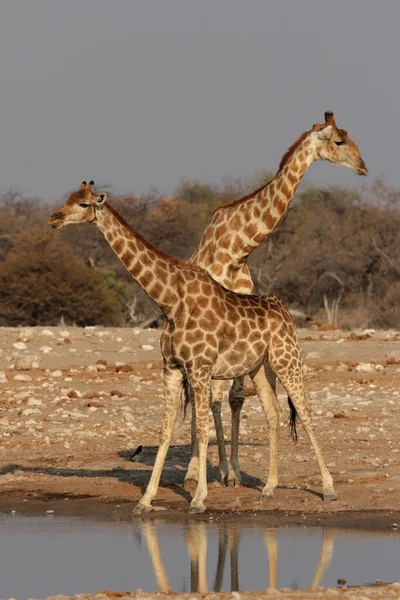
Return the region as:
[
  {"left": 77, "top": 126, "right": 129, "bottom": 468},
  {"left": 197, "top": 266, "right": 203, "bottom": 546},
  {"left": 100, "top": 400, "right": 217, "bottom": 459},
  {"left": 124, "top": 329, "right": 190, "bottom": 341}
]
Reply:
[{"left": 118, "top": 442, "right": 266, "bottom": 491}]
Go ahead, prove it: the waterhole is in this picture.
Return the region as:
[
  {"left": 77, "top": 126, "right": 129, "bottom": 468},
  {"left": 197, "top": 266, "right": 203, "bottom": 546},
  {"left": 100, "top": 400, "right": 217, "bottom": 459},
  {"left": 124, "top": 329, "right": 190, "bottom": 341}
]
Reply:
[{"left": 0, "top": 515, "right": 398, "bottom": 599}]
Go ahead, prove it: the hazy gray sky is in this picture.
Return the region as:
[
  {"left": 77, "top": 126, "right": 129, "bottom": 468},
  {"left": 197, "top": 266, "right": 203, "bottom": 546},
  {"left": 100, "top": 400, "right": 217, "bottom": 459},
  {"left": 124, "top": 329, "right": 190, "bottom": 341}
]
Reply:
[{"left": 0, "top": 0, "right": 398, "bottom": 201}]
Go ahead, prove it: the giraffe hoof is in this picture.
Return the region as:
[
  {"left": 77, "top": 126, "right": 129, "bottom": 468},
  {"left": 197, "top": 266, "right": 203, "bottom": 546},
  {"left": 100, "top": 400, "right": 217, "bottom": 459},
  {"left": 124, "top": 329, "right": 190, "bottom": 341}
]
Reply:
[
  {"left": 188, "top": 502, "right": 206, "bottom": 514},
  {"left": 227, "top": 476, "right": 241, "bottom": 488},
  {"left": 183, "top": 478, "right": 198, "bottom": 492},
  {"left": 323, "top": 492, "right": 338, "bottom": 502},
  {"left": 133, "top": 502, "right": 153, "bottom": 515},
  {"left": 260, "top": 491, "right": 274, "bottom": 502}
]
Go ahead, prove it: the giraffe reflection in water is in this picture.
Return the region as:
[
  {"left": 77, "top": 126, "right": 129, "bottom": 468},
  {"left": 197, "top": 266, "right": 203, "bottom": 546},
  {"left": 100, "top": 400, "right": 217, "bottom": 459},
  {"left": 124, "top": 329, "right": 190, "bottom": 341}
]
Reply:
[{"left": 141, "top": 520, "right": 335, "bottom": 593}]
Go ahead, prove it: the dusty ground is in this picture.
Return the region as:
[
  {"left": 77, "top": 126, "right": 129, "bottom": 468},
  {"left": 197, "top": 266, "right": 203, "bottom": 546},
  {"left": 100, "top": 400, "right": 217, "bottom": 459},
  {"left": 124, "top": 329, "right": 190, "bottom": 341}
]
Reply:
[{"left": 0, "top": 325, "right": 399, "bottom": 600}]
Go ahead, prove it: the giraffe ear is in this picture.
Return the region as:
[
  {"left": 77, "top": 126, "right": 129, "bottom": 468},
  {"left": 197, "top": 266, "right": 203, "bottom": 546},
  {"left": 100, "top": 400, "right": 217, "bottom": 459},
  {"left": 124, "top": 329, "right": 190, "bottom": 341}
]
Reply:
[
  {"left": 96, "top": 193, "right": 107, "bottom": 205},
  {"left": 316, "top": 125, "right": 332, "bottom": 141}
]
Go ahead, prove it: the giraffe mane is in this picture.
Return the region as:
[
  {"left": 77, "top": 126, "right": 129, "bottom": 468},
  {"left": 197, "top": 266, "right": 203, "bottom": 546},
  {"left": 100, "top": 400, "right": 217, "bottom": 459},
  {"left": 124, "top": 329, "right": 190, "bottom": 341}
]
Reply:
[
  {"left": 278, "top": 130, "right": 310, "bottom": 171},
  {"left": 212, "top": 130, "right": 311, "bottom": 214},
  {"left": 213, "top": 181, "right": 271, "bottom": 213}
]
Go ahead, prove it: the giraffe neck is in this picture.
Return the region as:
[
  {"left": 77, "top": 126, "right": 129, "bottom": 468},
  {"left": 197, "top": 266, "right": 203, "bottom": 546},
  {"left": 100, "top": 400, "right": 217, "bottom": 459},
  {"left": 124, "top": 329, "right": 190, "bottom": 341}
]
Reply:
[
  {"left": 95, "top": 204, "right": 180, "bottom": 318},
  {"left": 253, "top": 134, "right": 315, "bottom": 239}
]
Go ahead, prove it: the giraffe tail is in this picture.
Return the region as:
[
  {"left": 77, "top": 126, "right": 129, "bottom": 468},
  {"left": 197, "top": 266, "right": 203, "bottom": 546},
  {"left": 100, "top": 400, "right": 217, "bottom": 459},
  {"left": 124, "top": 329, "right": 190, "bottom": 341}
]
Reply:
[{"left": 288, "top": 397, "right": 298, "bottom": 442}]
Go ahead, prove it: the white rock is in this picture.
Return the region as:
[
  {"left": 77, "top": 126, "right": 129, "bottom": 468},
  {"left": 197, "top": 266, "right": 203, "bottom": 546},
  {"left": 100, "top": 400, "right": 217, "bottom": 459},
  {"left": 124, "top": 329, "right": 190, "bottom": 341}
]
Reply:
[
  {"left": 0, "top": 371, "right": 7, "bottom": 383},
  {"left": 14, "top": 355, "right": 40, "bottom": 370},
  {"left": 40, "top": 346, "right": 53, "bottom": 354},
  {"left": 142, "top": 345, "right": 154, "bottom": 351},
  {"left": 60, "top": 330, "right": 70, "bottom": 338},
  {"left": 41, "top": 329, "right": 54, "bottom": 337},
  {"left": 85, "top": 365, "right": 98, "bottom": 373},
  {"left": 50, "top": 370, "right": 63, "bottom": 378},
  {"left": 0, "top": 418, "right": 10, "bottom": 426},
  {"left": 22, "top": 408, "right": 42, "bottom": 417},
  {"left": 123, "top": 412, "right": 134, "bottom": 422},
  {"left": 13, "top": 374, "right": 32, "bottom": 382},
  {"left": 13, "top": 342, "right": 27, "bottom": 351},
  {"left": 355, "top": 363, "right": 376, "bottom": 373},
  {"left": 27, "top": 398, "right": 43, "bottom": 407},
  {"left": 306, "top": 351, "right": 322, "bottom": 359}
]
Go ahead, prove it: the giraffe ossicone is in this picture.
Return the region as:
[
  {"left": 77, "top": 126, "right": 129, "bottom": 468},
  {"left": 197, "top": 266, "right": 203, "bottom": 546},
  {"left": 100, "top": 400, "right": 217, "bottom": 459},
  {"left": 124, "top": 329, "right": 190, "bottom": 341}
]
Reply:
[{"left": 49, "top": 182, "right": 337, "bottom": 513}]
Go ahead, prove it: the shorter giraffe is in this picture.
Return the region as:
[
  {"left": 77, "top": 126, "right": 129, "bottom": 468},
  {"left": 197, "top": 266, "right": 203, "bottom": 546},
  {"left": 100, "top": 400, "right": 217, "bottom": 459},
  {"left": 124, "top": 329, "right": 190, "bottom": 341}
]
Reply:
[{"left": 48, "top": 182, "right": 336, "bottom": 514}]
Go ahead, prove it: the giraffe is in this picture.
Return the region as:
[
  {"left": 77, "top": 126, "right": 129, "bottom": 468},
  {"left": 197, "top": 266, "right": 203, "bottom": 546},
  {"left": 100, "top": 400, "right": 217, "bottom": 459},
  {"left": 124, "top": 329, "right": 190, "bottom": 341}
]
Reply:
[
  {"left": 186, "top": 110, "right": 368, "bottom": 487},
  {"left": 48, "top": 182, "right": 336, "bottom": 513}
]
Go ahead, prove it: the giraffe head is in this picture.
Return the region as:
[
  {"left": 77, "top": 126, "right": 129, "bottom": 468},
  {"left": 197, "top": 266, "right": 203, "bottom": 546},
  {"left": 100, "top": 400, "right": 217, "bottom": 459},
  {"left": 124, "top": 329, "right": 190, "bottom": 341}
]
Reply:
[
  {"left": 48, "top": 181, "right": 107, "bottom": 229},
  {"left": 311, "top": 111, "right": 368, "bottom": 175}
]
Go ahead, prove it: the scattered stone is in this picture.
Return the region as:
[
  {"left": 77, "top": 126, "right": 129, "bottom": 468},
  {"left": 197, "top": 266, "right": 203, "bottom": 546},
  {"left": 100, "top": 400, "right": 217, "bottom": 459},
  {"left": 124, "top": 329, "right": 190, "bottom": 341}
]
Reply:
[
  {"left": 86, "top": 365, "right": 98, "bottom": 373},
  {"left": 123, "top": 412, "right": 134, "bottom": 422},
  {"left": 13, "top": 342, "right": 27, "bottom": 351},
  {"left": 40, "top": 346, "right": 53, "bottom": 354},
  {"left": 27, "top": 398, "right": 43, "bottom": 407},
  {"left": 50, "top": 370, "right": 63, "bottom": 378},
  {"left": 142, "top": 344, "right": 154, "bottom": 351},
  {"left": 110, "top": 390, "right": 124, "bottom": 397},
  {"left": 41, "top": 329, "right": 54, "bottom": 337},
  {"left": 14, "top": 355, "right": 40, "bottom": 370},
  {"left": 13, "top": 374, "right": 32, "bottom": 382},
  {"left": 21, "top": 408, "right": 42, "bottom": 417},
  {"left": 0, "top": 371, "right": 7, "bottom": 383}
]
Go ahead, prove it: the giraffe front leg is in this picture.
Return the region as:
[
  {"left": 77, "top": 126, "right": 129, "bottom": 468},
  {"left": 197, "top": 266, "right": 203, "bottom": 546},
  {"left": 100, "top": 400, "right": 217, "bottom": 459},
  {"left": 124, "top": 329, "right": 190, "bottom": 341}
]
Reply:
[
  {"left": 227, "top": 377, "right": 245, "bottom": 487},
  {"left": 134, "top": 366, "right": 183, "bottom": 514},
  {"left": 250, "top": 368, "right": 282, "bottom": 500},
  {"left": 188, "top": 372, "right": 211, "bottom": 514}
]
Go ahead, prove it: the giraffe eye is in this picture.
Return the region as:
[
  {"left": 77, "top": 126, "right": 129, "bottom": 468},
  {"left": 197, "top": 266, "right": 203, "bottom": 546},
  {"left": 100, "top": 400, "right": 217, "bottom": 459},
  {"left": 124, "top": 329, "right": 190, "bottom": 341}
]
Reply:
[
  {"left": 79, "top": 203, "right": 90, "bottom": 208},
  {"left": 334, "top": 140, "right": 345, "bottom": 146}
]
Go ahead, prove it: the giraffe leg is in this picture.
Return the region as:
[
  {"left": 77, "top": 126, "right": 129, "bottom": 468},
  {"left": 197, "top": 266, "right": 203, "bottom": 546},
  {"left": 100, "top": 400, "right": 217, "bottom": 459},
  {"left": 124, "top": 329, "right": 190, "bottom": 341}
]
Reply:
[
  {"left": 271, "top": 351, "right": 337, "bottom": 501},
  {"left": 185, "top": 380, "right": 229, "bottom": 488},
  {"left": 227, "top": 377, "right": 245, "bottom": 487},
  {"left": 134, "top": 366, "right": 183, "bottom": 514},
  {"left": 250, "top": 368, "right": 283, "bottom": 500},
  {"left": 264, "top": 359, "right": 277, "bottom": 394},
  {"left": 184, "top": 384, "right": 199, "bottom": 490},
  {"left": 188, "top": 370, "right": 212, "bottom": 514},
  {"left": 211, "top": 381, "right": 229, "bottom": 484}
]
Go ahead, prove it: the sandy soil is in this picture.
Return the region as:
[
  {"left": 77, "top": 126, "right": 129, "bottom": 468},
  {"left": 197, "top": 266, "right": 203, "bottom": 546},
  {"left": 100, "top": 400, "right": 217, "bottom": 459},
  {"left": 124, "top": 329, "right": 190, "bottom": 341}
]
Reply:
[{"left": 1, "top": 325, "right": 399, "bottom": 599}]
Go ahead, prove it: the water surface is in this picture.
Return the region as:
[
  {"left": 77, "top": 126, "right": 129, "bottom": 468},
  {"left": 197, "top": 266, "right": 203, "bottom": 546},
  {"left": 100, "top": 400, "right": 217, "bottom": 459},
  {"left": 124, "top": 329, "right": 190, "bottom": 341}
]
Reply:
[{"left": 0, "top": 515, "right": 398, "bottom": 599}]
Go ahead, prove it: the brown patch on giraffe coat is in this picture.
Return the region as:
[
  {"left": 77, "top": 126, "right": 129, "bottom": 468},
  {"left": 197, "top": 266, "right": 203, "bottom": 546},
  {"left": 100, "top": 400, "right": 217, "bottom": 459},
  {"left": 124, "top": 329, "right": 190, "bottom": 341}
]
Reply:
[
  {"left": 112, "top": 239, "right": 124, "bottom": 255},
  {"left": 162, "top": 289, "right": 178, "bottom": 306},
  {"left": 234, "top": 279, "right": 253, "bottom": 292},
  {"left": 197, "top": 295, "right": 209, "bottom": 309},
  {"left": 281, "top": 181, "right": 290, "bottom": 197},
  {"left": 264, "top": 210, "right": 276, "bottom": 230},
  {"left": 187, "top": 280, "right": 201, "bottom": 295},
  {"left": 140, "top": 270, "right": 154, "bottom": 288},
  {"left": 179, "top": 344, "right": 191, "bottom": 361},
  {"left": 230, "top": 214, "right": 242, "bottom": 231},
  {"left": 215, "top": 224, "right": 227, "bottom": 239},
  {"left": 193, "top": 342, "right": 206, "bottom": 356},
  {"left": 219, "top": 236, "right": 231, "bottom": 250},
  {"left": 244, "top": 222, "right": 258, "bottom": 239},
  {"left": 150, "top": 281, "right": 163, "bottom": 298},
  {"left": 121, "top": 250, "right": 134, "bottom": 266},
  {"left": 210, "top": 263, "right": 223, "bottom": 278}
]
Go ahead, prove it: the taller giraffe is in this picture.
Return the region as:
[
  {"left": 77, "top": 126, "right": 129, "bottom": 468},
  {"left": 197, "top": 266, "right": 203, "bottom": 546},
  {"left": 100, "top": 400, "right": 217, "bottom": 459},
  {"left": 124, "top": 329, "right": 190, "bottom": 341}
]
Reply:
[
  {"left": 186, "top": 111, "right": 367, "bottom": 486},
  {"left": 48, "top": 183, "right": 336, "bottom": 513}
]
